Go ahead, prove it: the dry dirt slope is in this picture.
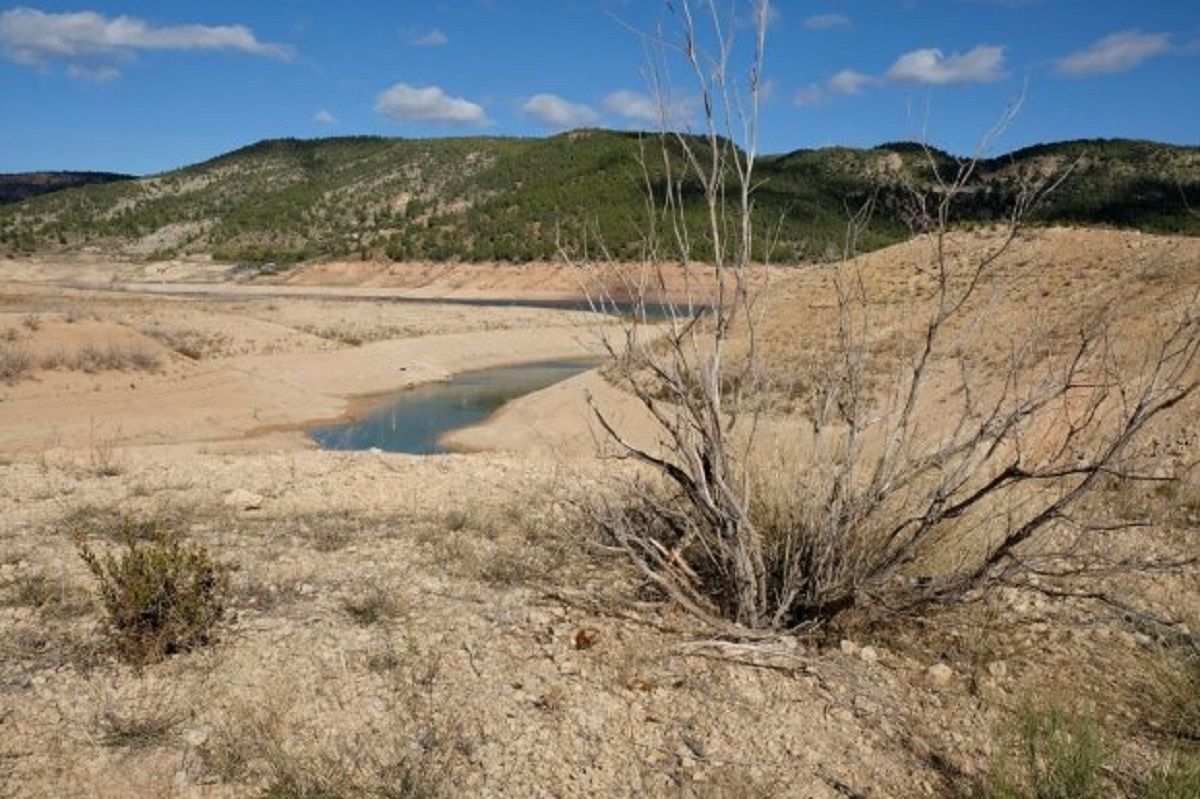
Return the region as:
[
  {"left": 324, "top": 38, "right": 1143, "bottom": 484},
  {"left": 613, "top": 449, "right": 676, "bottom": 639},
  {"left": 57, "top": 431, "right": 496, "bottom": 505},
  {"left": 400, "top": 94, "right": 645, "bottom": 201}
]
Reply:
[{"left": 1, "top": 226, "right": 1198, "bottom": 797}]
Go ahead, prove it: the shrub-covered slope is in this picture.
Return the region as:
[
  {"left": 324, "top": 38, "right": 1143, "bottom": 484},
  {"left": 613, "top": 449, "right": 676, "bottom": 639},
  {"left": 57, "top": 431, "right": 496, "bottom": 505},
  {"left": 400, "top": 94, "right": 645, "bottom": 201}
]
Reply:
[{"left": 1, "top": 131, "right": 1195, "bottom": 263}]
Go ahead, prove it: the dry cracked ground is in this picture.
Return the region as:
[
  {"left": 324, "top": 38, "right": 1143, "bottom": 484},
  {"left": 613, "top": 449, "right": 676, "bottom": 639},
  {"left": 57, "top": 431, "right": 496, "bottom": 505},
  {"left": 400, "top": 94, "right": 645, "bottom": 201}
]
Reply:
[{"left": 1, "top": 227, "right": 1198, "bottom": 797}]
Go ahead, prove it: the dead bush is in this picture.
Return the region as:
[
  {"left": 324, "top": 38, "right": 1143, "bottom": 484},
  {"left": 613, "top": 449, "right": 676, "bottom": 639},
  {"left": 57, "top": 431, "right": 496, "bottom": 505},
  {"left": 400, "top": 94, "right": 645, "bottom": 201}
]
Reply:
[
  {"left": 75, "top": 524, "right": 229, "bottom": 664},
  {"left": 580, "top": 1, "right": 1199, "bottom": 634}
]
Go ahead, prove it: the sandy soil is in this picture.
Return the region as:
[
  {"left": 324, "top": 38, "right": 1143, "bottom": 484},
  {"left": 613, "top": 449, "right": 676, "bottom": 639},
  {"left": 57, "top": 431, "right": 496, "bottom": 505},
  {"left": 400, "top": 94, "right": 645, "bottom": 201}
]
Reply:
[
  {"left": 0, "top": 283, "right": 613, "bottom": 456},
  {"left": 1, "top": 228, "right": 1197, "bottom": 797},
  {"left": 0, "top": 253, "right": 772, "bottom": 306}
]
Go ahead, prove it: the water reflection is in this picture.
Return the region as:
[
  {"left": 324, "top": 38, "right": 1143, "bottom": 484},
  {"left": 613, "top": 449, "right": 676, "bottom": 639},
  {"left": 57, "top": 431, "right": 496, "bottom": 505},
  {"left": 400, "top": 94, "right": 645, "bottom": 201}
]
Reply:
[{"left": 309, "top": 358, "right": 598, "bottom": 454}]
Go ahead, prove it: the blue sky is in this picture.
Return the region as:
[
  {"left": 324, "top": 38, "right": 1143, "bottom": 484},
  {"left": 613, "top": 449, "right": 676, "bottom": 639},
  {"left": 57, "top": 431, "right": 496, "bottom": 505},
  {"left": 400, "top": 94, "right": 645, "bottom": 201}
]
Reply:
[{"left": 1, "top": 1, "right": 1197, "bottom": 174}]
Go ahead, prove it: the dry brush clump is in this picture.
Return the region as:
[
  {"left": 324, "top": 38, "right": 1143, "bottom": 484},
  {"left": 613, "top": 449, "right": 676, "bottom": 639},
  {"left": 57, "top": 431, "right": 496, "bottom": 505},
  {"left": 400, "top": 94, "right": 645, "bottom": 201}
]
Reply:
[
  {"left": 578, "top": 0, "right": 1200, "bottom": 636},
  {"left": 48, "top": 342, "right": 161, "bottom": 373},
  {"left": 1, "top": 341, "right": 161, "bottom": 383},
  {"left": 73, "top": 519, "right": 229, "bottom": 664}
]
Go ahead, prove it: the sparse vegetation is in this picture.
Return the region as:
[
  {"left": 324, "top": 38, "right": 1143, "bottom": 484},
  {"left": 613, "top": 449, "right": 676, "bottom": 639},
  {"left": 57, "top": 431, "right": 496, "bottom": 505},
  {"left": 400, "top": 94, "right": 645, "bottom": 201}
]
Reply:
[
  {"left": 1155, "top": 653, "right": 1200, "bottom": 745},
  {"left": 1, "top": 341, "right": 160, "bottom": 384},
  {"left": 1, "top": 571, "right": 90, "bottom": 619},
  {"left": 75, "top": 523, "right": 229, "bottom": 664},
  {"left": 58, "top": 502, "right": 191, "bottom": 542},
  {"left": 0, "top": 345, "right": 31, "bottom": 383},
  {"left": 978, "top": 705, "right": 1106, "bottom": 799},
  {"left": 143, "top": 327, "right": 229, "bottom": 359}
]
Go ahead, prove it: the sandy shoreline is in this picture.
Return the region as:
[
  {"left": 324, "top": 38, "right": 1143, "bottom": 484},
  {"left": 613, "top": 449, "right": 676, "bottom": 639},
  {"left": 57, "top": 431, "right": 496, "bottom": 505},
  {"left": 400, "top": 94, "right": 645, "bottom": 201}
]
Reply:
[{"left": 0, "top": 278, "right": 619, "bottom": 458}]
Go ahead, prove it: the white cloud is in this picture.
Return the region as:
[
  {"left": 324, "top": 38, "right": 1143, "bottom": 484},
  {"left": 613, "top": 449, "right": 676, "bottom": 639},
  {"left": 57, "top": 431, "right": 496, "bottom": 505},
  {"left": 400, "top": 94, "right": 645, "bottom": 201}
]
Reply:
[
  {"left": 604, "top": 90, "right": 659, "bottom": 124},
  {"left": 805, "top": 13, "right": 850, "bottom": 30},
  {"left": 0, "top": 7, "right": 290, "bottom": 78},
  {"left": 520, "top": 93, "right": 598, "bottom": 128},
  {"left": 406, "top": 28, "right": 447, "bottom": 47},
  {"left": 603, "top": 89, "right": 694, "bottom": 126},
  {"left": 828, "top": 69, "right": 871, "bottom": 95},
  {"left": 885, "top": 45, "right": 1007, "bottom": 85},
  {"left": 313, "top": 109, "right": 336, "bottom": 125},
  {"left": 793, "top": 83, "right": 824, "bottom": 107},
  {"left": 374, "top": 83, "right": 488, "bottom": 126},
  {"left": 67, "top": 62, "right": 118, "bottom": 82},
  {"left": 1056, "top": 31, "right": 1170, "bottom": 77}
]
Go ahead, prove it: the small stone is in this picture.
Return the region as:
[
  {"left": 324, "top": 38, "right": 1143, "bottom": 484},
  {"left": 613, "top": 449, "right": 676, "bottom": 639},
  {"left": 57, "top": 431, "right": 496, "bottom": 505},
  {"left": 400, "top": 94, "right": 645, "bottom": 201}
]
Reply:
[
  {"left": 839, "top": 639, "right": 860, "bottom": 656},
  {"left": 859, "top": 645, "right": 879, "bottom": 664},
  {"left": 223, "top": 488, "right": 263, "bottom": 510},
  {"left": 987, "top": 660, "right": 1007, "bottom": 679},
  {"left": 928, "top": 663, "right": 954, "bottom": 685},
  {"left": 183, "top": 726, "right": 210, "bottom": 747}
]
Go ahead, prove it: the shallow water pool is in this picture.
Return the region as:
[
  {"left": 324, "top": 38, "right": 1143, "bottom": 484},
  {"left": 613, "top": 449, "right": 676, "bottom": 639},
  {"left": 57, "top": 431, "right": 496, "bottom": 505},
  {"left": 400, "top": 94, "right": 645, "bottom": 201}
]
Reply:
[{"left": 309, "top": 358, "right": 598, "bottom": 454}]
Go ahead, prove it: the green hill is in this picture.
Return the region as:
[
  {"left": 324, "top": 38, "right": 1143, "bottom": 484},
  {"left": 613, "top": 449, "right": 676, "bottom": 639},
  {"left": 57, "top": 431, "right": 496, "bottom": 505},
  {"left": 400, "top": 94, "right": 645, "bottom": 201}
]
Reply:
[{"left": 0, "top": 131, "right": 1195, "bottom": 264}]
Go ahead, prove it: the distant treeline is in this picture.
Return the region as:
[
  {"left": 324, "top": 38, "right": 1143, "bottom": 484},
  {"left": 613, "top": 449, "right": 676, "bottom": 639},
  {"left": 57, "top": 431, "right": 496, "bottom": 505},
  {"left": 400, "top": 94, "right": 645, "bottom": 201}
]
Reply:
[{"left": 0, "top": 171, "right": 132, "bottom": 205}]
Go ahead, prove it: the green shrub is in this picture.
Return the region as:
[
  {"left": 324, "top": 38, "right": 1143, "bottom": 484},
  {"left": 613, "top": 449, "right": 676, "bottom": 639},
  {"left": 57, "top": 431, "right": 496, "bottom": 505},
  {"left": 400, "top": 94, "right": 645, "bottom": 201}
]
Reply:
[{"left": 76, "top": 527, "right": 229, "bottom": 664}]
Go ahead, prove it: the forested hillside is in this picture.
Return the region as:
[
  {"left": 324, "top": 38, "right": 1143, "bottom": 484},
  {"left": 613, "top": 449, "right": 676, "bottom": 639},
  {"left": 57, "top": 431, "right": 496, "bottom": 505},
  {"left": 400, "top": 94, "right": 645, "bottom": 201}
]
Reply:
[{"left": 1, "top": 131, "right": 1195, "bottom": 264}]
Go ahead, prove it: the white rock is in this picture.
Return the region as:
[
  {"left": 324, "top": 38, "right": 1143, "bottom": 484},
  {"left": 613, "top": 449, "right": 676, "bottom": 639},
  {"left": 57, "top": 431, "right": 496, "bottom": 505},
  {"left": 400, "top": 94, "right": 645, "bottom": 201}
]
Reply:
[
  {"left": 839, "top": 639, "right": 860, "bottom": 656},
  {"left": 859, "top": 645, "right": 879, "bottom": 664},
  {"left": 183, "top": 726, "right": 210, "bottom": 747},
  {"left": 987, "top": 660, "right": 1007, "bottom": 679},
  {"left": 927, "top": 663, "right": 954, "bottom": 685},
  {"left": 223, "top": 488, "right": 263, "bottom": 510}
]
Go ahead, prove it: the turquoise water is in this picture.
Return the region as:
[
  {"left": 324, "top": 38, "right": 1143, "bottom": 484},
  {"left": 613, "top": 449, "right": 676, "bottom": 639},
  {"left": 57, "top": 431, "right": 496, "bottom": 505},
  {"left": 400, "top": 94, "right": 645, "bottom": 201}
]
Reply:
[{"left": 309, "top": 358, "right": 597, "bottom": 454}]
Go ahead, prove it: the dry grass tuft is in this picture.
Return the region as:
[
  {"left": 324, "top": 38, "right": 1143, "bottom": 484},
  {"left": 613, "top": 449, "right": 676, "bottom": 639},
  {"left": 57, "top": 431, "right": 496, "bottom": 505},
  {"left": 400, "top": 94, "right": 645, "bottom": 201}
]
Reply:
[
  {"left": 1145, "top": 756, "right": 1200, "bottom": 799},
  {"left": 342, "top": 586, "right": 402, "bottom": 627},
  {"left": 96, "top": 705, "right": 185, "bottom": 750},
  {"left": 143, "top": 327, "right": 231, "bottom": 360},
  {"left": 0, "top": 345, "right": 32, "bottom": 383},
  {"left": 1, "top": 571, "right": 91, "bottom": 619},
  {"left": 58, "top": 502, "right": 193, "bottom": 543},
  {"left": 979, "top": 704, "right": 1107, "bottom": 799},
  {"left": 294, "top": 512, "right": 370, "bottom": 552}
]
